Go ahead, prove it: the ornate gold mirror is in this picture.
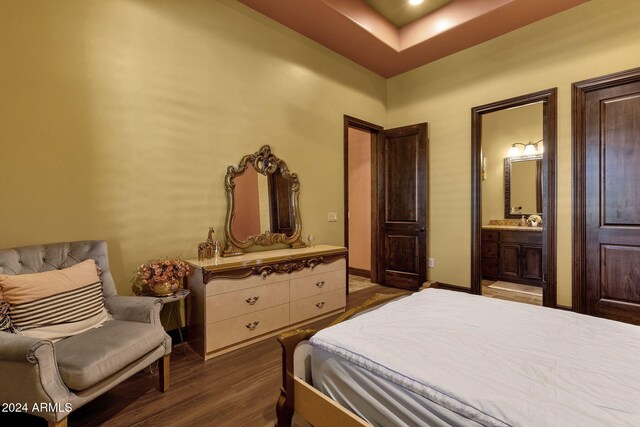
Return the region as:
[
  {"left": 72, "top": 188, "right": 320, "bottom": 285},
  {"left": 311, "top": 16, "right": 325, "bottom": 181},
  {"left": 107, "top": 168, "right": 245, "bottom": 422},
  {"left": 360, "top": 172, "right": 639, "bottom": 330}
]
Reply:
[{"left": 223, "top": 145, "right": 305, "bottom": 256}]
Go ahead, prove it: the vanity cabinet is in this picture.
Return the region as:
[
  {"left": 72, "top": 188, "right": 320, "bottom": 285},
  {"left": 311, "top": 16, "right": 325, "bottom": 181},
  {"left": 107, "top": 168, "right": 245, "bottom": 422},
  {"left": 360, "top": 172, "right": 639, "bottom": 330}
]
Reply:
[
  {"left": 186, "top": 245, "right": 347, "bottom": 360},
  {"left": 482, "top": 229, "right": 543, "bottom": 286}
]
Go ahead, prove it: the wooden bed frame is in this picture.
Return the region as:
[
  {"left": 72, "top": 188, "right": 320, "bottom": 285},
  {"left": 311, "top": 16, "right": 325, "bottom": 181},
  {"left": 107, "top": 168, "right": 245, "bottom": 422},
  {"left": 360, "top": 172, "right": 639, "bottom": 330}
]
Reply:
[{"left": 275, "top": 292, "right": 408, "bottom": 427}]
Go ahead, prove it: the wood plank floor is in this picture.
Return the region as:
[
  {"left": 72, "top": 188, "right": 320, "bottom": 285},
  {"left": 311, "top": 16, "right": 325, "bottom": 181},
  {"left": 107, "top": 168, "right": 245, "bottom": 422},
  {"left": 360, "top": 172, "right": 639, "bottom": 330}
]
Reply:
[{"left": 1, "top": 285, "right": 402, "bottom": 427}]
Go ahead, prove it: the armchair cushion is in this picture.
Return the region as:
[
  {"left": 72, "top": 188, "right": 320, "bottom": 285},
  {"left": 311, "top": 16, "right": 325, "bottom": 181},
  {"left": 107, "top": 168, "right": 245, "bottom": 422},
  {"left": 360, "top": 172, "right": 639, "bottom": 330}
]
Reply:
[
  {"left": 54, "top": 320, "right": 166, "bottom": 390},
  {"left": 0, "top": 259, "right": 111, "bottom": 341}
]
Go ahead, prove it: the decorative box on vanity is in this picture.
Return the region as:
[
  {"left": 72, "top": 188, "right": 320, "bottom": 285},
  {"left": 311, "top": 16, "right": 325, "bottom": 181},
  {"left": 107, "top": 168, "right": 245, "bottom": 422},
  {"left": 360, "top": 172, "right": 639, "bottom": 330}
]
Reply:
[{"left": 186, "top": 245, "right": 347, "bottom": 360}]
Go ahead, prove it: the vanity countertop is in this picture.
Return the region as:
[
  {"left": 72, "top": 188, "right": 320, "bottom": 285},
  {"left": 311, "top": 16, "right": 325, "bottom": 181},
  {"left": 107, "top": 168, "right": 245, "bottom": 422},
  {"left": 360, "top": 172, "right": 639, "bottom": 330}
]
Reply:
[{"left": 482, "top": 225, "right": 542, "bottom": 232}]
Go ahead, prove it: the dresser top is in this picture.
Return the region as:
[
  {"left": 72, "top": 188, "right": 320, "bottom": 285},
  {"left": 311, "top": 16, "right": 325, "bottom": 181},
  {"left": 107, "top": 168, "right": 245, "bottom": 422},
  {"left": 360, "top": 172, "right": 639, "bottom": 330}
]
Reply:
[{"left": 186, "top": 244, "right": 347, "bottom": 272}]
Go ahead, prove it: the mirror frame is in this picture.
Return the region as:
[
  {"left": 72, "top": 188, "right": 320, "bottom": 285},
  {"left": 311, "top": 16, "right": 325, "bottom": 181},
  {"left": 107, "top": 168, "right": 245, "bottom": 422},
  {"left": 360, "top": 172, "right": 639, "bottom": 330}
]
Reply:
[
  {"left": 223, "top": 145, "right": 305, "bottom": 257},
  {"left": 471, "top": 88, "right": 557, "bottom": 307},
  {"left": 504, "top": 154, "right": 543, "bottom": 218}
]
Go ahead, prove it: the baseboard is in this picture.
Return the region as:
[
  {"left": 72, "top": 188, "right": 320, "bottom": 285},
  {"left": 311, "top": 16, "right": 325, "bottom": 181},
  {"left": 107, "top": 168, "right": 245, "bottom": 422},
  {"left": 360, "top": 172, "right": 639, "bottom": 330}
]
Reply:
[
  {"left": 348, "top": 267, "right": 370, "bottom": 278},
  {"left": 429, "top": 282, "right": 472, "bottom": 293},
  {"left": 556, "top": 304, "right": 572, "bottom": 311}
]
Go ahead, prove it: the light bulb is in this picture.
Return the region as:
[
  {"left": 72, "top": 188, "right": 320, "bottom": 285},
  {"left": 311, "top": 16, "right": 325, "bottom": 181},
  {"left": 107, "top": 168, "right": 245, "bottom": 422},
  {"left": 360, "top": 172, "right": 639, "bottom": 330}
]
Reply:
[
  {"left": 508, "top": 145, "right": 521, "bottom": 157},
  {"left": 409, "top": 0, "right": 424, "bottom": 5},
  {"left": 523, "top": 143, "right": 536, "bottom": 155}
]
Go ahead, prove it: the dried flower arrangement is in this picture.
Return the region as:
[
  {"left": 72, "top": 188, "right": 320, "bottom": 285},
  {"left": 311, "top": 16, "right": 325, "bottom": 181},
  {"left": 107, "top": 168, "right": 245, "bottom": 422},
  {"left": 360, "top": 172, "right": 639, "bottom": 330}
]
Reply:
[{"left": 131, "top": 258, "right": 189, "bottom": 296}]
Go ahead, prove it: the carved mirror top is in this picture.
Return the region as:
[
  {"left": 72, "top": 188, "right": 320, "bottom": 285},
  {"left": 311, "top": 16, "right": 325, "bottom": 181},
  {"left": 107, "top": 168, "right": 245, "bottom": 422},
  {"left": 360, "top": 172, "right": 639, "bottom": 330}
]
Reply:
[{"left": 223, "top": 145, "right": 305, "bottom": 257}]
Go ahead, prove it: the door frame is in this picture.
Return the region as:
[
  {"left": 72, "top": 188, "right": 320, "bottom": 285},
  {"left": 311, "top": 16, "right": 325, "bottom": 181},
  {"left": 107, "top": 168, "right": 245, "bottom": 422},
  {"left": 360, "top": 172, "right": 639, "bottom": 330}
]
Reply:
[
  {"left": 572, "top": 66, "right": 640, "bottom": 314},
  {"left": 471, "top": 88, "right": 557, "bottom": 307},
  {"left": 344, "top": 115, "right": 383, "bottom": 285}
]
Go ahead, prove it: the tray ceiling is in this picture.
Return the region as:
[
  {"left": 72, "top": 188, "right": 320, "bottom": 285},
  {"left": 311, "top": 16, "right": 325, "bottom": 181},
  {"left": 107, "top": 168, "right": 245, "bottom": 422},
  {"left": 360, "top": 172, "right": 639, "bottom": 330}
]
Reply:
[{"left": 238, "top": 0, "right": 590, "bottom": 78}]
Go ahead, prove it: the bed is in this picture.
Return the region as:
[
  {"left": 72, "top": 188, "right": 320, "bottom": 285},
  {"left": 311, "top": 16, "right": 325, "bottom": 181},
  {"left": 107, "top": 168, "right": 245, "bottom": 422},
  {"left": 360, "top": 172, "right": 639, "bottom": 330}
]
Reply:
[{"left": 275, "top": 288, "right": 640, "bottom": 426}]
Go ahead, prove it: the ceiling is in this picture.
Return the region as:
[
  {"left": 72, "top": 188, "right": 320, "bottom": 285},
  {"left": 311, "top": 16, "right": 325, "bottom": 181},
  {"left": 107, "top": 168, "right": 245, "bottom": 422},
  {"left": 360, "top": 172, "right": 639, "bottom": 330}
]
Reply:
[
  {"left": 238, "top": 0, "right": 590, "bottom": 78},
  {"left": 363, "top": 0, "right": 453, "bottom": 28}
]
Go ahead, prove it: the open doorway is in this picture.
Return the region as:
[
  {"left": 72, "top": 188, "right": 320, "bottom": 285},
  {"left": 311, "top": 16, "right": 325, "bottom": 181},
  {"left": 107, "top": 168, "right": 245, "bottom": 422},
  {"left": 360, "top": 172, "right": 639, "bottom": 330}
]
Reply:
[
  {"left": 471, "top": 89, "right": 557, "bottom": 307},
  {"left": 344, "top": 115, "right": 428, "bottom": 293},
  {"left": 344, "top": 116, "right": 380, "bottom": 294}
]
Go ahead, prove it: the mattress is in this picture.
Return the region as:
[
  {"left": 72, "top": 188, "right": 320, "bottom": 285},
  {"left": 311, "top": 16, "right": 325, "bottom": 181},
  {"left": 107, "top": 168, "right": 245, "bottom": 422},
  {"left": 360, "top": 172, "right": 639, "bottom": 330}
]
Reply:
[{"left": 309, "top": 289, "right": 640, "bottom": 426}]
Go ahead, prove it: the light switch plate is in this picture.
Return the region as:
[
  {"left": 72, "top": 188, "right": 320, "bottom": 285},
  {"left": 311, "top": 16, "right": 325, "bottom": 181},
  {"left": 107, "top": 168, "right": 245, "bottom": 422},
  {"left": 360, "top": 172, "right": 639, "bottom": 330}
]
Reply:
[
  {"left": 328, "top": 212, "right": 337, "bottom": 222},
  {"left": 428, "top": 258, "right": 435, "bottom": 268}
]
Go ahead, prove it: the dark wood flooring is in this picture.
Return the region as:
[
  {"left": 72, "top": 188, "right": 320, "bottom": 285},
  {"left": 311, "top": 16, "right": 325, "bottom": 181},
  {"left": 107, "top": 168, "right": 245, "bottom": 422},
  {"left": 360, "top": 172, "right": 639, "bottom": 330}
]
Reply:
[{"left": 1, "top": 285, "right": 402, "bottom": 427}]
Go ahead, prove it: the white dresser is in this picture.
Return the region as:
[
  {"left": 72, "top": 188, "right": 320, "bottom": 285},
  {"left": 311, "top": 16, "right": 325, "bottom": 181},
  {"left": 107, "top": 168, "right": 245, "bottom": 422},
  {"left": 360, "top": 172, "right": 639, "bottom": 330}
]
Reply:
[{"left": 186, "top": 245, "right": 347, "bottom": 360}]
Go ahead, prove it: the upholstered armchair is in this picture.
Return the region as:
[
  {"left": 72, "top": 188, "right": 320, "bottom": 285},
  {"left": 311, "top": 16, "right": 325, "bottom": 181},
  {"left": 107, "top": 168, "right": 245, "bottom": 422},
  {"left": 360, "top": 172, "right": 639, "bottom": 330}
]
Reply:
[{"left": 0, "top": 241, "right": 171, "bottom": 427}]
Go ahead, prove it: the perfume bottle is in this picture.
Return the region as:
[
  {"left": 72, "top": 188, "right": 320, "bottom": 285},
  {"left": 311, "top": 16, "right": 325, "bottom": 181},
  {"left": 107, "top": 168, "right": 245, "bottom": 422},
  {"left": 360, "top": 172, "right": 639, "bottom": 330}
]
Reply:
[{"left": 307, "top": 234, "right": 316, "bottom": 247}]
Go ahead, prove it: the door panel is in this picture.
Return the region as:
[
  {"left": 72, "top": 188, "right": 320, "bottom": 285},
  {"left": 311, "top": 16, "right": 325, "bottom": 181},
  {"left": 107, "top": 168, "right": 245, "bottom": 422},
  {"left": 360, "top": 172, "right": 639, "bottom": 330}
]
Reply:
[
  {"left": 521, "top": 245, "right": 543, "bottom": 281},
  {"left": 386, "top": 136, "right": 418, "bottom": 222},
  {"left": 600, "top": 245, "right": 640, "bottom": 303},
  {"left": 602, "top": 94, "right": 640, "bottom": 226},
  {"left": 378, "top": 124, "right": 427, "bottom": 291},
  {"left": 584, "top": 79, "right": 640, "bottom": 324},
  {"left": 499, "top": 244, "right": 520, "bottom": 279}
]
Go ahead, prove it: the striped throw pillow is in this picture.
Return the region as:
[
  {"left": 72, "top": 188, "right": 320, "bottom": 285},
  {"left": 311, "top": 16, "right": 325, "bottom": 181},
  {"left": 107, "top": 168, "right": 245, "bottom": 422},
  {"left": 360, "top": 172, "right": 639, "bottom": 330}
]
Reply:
[
  {"left": 0, "top": 299, "right": 19, "bottom": 334},
  {"left": 0, "top": 259, "right": 111, "bottom": 341}
]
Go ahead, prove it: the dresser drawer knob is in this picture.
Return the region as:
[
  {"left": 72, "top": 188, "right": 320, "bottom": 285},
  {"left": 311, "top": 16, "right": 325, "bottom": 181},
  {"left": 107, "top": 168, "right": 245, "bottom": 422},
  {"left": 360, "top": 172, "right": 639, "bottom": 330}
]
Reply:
[
  {"left": 245, "top": 321, "right": 259, "bottom": 331},
  {"left": 315, "top": 281, "right": 325, "bottom": 288},
  {"left": 245, "top": 296, "right": 260, "bottom": 305},
  {"left": 316, "top": 301, "right": 325, "bottom": 309}
]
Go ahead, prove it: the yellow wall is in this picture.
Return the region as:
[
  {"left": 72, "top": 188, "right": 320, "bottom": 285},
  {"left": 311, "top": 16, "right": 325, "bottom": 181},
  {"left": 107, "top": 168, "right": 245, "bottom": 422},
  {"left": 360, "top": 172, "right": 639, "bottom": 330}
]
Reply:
[
  {"left": 0, "top": 0, "right": 386, "bottom": 294},
  {"left": 387, "top": 0, "right": 640, "bottom": 306},
  {"left": 481, "top": 103, "right": 543, "bottom": 224},
  {"left": 2, "top": 0, "right": 640, "bottom": 307}
]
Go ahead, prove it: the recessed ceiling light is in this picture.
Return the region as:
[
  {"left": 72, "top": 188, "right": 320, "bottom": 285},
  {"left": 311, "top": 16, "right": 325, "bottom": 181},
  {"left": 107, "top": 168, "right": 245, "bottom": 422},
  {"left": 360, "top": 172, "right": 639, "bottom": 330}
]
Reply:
[{"left": 409, "top": 0, "right": 424, "bottom": 5}]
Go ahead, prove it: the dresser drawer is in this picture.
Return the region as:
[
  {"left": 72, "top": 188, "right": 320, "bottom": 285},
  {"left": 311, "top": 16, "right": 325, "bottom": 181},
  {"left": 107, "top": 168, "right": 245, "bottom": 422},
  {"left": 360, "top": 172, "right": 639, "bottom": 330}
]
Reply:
[
  {"left": 482, "top": 230, "right": 499, "bottom": 242},
  {"left": 205, "top": 272, "right": 289, "bottom": 296},
  {"left": 206, "top": 280, "right": 289, "bottom": 324},
  {"left": 289, "top": 258, "right": 346, "bottom": 279},
  {"left": 206, "top": 303, "right": 289, "bottom": 352},
  {"left": 290, "top": 268, "right": 345, "bottom": 301},
  {"left": 290, "top": 289, "right": 346, "bottom": 324},
  {"left": 481, "top": 242, "right": 499, "bottom": 259}
]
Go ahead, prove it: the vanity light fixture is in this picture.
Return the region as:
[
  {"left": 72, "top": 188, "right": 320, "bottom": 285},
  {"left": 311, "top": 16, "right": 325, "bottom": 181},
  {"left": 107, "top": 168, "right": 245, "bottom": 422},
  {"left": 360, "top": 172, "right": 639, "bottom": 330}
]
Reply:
[
  {"left": 508, "top": 139, "right": 543, "bottom": 157},
  {"left": 409, "top": 0, "right": 424, "bottom": 5}
]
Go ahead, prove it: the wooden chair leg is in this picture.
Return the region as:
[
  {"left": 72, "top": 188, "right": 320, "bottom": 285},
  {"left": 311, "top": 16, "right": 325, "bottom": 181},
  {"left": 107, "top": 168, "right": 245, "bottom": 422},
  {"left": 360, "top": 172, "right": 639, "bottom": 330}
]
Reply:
[
  {"left": 158, "top": 354, "right": 170, "bottom": 392},
  {"left": 49, "top": 417, "right": 68, "bottom": 427}
]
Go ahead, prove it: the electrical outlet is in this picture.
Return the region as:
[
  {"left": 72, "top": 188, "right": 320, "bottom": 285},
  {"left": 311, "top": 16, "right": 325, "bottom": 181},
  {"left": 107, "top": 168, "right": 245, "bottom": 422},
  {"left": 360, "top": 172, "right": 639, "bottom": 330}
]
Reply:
[
  {"left": 328, "top": 212, "right": 337, "bottom": 222},
  {"left": 428, "top": 258, "right": 435, "bottom": 268}
]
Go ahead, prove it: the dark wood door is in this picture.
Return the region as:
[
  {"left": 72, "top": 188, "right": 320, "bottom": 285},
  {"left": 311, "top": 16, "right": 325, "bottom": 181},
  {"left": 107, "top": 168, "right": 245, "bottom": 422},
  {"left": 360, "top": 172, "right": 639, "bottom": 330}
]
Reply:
[
  {"left": 377, "top": 123, "right": 427, "bottom": 291},
  {"left": 499, "top": 244, "right": 520, "bottom": 279},
  {"left": 521, "top": 245, "right": 543, "bottom": 281},
  {"left": 584, "top": 78, "right": 640, "bottom": 324}
]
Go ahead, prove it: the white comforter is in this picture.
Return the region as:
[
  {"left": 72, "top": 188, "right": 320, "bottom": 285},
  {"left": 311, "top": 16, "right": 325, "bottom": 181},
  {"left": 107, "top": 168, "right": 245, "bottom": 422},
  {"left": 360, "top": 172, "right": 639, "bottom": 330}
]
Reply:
[{"left": 309, "top": 289, "right": 640, "bottom": 426}]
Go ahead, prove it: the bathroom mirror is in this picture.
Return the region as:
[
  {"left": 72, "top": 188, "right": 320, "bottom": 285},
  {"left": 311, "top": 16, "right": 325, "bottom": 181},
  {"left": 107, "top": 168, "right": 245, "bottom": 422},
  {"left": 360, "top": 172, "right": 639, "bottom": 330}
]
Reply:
[
  {"left": 504, "top": 154, "right": 542, "bottom": 218},
  {"left": 223, "top": 145, "right": 305, "bottom": 256}
]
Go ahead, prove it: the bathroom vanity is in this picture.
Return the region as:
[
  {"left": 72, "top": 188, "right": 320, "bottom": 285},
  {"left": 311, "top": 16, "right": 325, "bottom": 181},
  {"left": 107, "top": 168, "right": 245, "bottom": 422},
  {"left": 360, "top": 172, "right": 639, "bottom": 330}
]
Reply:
[{"left": 481, "top": 226, "right": 543, "bottom": 286}]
